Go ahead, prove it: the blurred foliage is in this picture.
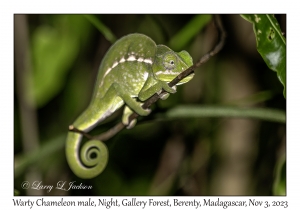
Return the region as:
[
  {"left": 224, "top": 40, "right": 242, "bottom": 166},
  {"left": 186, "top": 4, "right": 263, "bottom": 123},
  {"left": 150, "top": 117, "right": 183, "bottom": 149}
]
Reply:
[
  {"left": 14, "top": 189, "right": 20, "bottom": 196},
  {"left": 14, "top": 14, "right": 286, "bottom": 196},
  {"left": 273, "top": 155, "right": 286, "bottom": 195},
  {"left": 28, "top": 15, "right": 93, "bottom": 108},
  {"left": 169, "top": 14, "right": 212, "bottom": 51},
  {"left": 162, "top": 105, "right": 285, "bottom": 123},
  {"left": 83, "top": 15, "right": 117, "bottom": 44}
]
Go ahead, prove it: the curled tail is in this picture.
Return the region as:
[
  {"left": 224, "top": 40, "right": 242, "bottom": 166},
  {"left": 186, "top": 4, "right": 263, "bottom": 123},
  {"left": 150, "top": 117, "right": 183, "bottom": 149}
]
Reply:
[{"left": 65, "top": 131, "right": 108, "bottom": 179}]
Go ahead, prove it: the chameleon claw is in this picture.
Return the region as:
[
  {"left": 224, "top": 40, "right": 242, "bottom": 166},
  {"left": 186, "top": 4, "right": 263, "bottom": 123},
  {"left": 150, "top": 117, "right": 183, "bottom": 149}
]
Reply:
[
  {"left": 126, "top": 119, "right": 137, "bottom": 129},
  {"left": 159, "top": 92, "right": 170, "bottom": 100}
]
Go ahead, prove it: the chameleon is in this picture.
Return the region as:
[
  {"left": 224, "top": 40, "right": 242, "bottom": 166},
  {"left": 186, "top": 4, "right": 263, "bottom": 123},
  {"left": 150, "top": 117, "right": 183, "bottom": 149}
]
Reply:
[{"left": 66, "top": 33, "right": 194, "bottom": 179}]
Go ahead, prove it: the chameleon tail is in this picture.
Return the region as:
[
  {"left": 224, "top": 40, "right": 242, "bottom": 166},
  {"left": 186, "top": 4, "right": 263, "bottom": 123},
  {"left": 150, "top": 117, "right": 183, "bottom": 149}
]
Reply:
[{"left": 65, "top": 131, "right": 108, "bottom": 179}]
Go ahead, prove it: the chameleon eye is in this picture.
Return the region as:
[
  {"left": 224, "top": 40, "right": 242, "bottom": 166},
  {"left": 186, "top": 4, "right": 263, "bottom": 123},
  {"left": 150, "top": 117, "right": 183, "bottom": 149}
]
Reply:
[{"left": 163, "top": 53, "right": 177, "bottom": 70}]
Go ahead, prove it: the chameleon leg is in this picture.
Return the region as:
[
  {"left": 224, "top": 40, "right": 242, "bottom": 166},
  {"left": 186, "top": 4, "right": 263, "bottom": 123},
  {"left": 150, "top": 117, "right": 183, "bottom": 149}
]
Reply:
[
  {"left": 122, "top": 106, "right": 137, "bottom": 129},
  {"left": 66, "top": 83, "right": 151, "bottom": 179},
  {"left": 138, "top": 80, "right": 177, "bottom": 101},
  {"left": 111, "top": 83, "right": 151, "bottom": 116},
  {"left": 66, "top": 87, "right": 125, "bottom": 179}
]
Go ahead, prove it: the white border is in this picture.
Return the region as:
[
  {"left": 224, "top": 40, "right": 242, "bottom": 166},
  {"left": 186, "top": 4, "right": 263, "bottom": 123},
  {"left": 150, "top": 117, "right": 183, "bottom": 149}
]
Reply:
[{"left": 2, "top": 0, "right": 297, "bottom": 209}]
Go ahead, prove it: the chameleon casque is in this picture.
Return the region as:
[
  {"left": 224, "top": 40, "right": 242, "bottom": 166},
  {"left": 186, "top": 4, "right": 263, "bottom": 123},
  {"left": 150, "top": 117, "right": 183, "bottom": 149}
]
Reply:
[{"left": 66, "top": 33, "right": 194, "bottom": 179}]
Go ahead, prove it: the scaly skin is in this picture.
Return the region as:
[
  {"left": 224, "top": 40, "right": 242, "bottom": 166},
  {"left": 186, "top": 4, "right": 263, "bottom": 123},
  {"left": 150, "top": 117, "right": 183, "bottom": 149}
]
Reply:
[{"left": 66, "top": 33, "right": 194, "bottom": 179}]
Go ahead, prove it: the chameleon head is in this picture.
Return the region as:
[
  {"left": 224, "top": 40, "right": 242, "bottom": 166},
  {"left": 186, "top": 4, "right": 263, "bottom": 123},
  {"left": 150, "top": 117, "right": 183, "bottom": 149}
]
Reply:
[{"left": 153, "top": 45, "right": 194, "bottom": 85}]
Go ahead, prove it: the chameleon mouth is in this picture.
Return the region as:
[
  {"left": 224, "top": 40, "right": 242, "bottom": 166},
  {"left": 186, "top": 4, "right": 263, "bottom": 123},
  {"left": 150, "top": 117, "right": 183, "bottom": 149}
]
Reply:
[
  {"left": 156, "top": 72, "right": 194, "bottom": 85},
  {"left": 177, "top": 72, "right": 195, "bottom": 85}
]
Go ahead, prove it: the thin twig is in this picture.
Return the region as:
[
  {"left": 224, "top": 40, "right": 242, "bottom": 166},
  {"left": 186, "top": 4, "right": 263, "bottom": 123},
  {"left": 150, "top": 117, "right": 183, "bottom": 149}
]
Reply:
[{"left": 69, "top": 15, "right": 226, "bottom": 141}]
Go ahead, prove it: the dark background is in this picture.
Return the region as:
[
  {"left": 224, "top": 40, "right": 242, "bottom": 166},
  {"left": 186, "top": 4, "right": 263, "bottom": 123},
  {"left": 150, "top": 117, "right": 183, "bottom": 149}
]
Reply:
[{"left": 14, "top": 14, "right": 286, "bottom": 196}]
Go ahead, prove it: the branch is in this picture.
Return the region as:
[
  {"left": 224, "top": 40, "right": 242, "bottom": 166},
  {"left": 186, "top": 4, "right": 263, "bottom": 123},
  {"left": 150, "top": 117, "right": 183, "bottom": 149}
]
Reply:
[{"left": 69, "top": 15, "right": 226, "bottom": 141}]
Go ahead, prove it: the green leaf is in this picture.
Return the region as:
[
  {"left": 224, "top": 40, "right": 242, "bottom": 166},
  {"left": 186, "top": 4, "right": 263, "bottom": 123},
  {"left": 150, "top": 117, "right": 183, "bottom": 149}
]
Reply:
[{"left": 241, "top": 14, "right": 286, "bottom": 98}]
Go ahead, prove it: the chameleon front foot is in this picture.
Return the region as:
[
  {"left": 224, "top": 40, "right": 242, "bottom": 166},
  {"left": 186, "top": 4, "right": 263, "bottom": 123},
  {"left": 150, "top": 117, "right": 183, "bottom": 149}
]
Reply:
[
  {"left": 125, "top": 119, "right": 137, "bottom": 129},
  {"left": 122, "top": 106, "right": 139, "bottom": 129}
]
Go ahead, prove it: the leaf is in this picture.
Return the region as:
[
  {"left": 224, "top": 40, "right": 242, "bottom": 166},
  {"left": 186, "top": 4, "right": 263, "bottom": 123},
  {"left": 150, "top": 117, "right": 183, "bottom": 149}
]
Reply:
[{"left": 241, "top": 14, "right": 286, "bottom": 98}]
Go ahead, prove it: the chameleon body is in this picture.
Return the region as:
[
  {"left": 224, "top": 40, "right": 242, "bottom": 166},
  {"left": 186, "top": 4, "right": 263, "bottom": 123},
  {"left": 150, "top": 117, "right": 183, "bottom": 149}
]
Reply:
[{"left": 66, "top": 33, "right": 194, "bottom": 179}]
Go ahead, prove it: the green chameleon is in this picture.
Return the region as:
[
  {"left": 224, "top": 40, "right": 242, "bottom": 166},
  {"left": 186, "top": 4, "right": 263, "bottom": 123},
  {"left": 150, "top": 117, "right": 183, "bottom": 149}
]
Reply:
[{"left": 66, "top": 33, "right": 194, "bottom": 179}]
